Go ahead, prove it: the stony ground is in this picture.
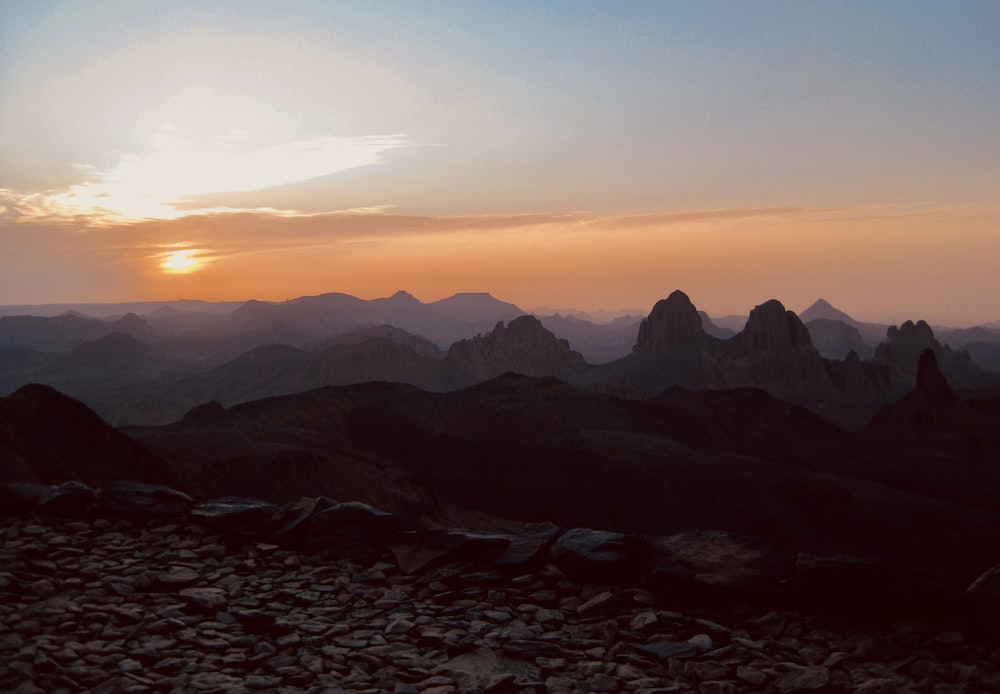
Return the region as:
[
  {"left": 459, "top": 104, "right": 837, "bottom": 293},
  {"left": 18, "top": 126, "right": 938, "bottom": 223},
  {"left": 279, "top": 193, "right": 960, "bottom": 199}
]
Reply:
[{"left": 2, "top": 514, "right": 999, "bottom": 694}]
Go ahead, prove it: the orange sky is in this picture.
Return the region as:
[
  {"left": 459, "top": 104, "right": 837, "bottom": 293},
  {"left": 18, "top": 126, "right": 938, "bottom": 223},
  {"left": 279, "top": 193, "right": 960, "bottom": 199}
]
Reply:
[{"left": 1, "top": 2, "right": 999, "bottom": 325}]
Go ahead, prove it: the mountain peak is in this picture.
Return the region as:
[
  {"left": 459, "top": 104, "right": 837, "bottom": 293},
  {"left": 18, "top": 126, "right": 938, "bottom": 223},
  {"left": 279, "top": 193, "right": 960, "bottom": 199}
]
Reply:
[
  {"left": 915, "top": 348, "right": 957, "bottom": 402},
  {"left": 800, "top": 299, "right": 855, "bottom": 325},
  {"left": 741, "top": 300, "right": 815, "bottom": 351},
  {"left": 634, "top": 290, "right": 705, "bottom": 352}
]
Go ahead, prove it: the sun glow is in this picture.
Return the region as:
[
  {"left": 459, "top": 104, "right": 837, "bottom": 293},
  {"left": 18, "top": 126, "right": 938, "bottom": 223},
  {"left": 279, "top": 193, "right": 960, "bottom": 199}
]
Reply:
[{"left": 160, "top": 249, "right": 202, "bottom": 274}]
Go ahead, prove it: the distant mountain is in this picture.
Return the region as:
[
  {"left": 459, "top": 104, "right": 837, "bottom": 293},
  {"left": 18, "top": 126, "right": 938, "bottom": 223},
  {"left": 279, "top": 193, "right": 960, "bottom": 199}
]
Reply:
[
  {"left": 534, "top": 313, "right": 641, "bottom": 364},
  {"left": 305, "top": 324, "right": 443, "bottom": 359},
  {"left": 805, "top": 318, "right": 873, "bottom": 359},
  {"left": 799, "top": 298, "right": 856, "bottom": 324},
  {"left": 307, "top": 339, "right": 445, "bottom": 392},
  {"left": 799, "top": 299, "right": 889, "bottom": 347},
  {"left": 698, "top": 311, "right": 736, "bottom": 339},
  {"left": 218, "top": 290, "right": 525, "bottom": 349},
  {"left": 0, "top": 312, "right": 161, "bottom": 351},
  {"left": 0, "top": 299, "right": 240, "bottom": 319},
  {"left": 0, "top": 384, "right": 168, "bottom": 485},
  {"left": 874, "top": 319, "right": 990, "bottom": 392},
  {"left": 936, "top": 326, "right": 1000, "bottom": 350},
  {"left": 529, "top": 306, "right": 644, "bottom": 323},
  {"left": 576, "top": 290, "right": 887, "bottom": 404},
  {"left": 445, "top": 315, "right": 587, "bottom": 386}
]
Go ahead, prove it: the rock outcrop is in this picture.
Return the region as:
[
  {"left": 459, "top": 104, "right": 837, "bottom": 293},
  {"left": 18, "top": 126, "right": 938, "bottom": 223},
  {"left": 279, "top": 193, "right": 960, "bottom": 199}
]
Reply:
[
  {"left": 716, "top": 300, "right": 836, "bottom": 399},
  {"left": 445, "top": 315, "right": 587, "bottom": 386},
  {"left": 634, "top": 290, "right": 708, "bottom": 352},
  {"left": 875, "top": 320, "right": 987, "bottom": 391}
]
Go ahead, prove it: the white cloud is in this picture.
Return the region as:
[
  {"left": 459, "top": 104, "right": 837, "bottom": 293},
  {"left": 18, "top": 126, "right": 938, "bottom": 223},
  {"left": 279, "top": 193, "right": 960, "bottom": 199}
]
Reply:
[{"left": 5, "top": 130, "right": 410, "bottom": 223}]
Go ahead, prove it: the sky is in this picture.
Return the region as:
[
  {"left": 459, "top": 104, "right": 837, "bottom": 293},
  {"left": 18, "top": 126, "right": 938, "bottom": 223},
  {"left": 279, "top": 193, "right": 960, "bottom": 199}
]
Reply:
[{"left": 1, "top": 1, "right": 998, "bottom": 325}]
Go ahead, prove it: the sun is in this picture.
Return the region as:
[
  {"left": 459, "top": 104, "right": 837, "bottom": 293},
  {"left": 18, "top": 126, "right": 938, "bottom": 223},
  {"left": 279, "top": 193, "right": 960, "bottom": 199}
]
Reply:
[{"left": 160, "top": 249, "right": 202, "bottom": 274}]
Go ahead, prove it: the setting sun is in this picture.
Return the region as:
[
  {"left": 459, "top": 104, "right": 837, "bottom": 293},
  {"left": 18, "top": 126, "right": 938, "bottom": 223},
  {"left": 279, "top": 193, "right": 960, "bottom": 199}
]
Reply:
[{"left": 160, "top": 249, "right": 202, "bottom": 274}]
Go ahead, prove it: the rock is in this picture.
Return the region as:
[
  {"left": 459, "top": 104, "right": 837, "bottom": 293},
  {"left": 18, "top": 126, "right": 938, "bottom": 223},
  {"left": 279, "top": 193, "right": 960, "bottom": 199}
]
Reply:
[
  {"left": 0, "top": 483, "right": 54, "bottom": 515},
  {"left": 38, "top": 481, "right": 96, "bottom": 515},
  {"left": 445, "top": 315, "right": 587, "bottom": 386},
  {"left": 549, "top": 528, "right": 636, "bottom": 583},
  {"left": 493, "top": 522, "right": 563, "bottom": 567},
  {"left": 301, "top": 500, "right": 404, "bottom": 557},
  {"left": 634, "top": 290, "right": 706, "bottom": 352},
  {"left": 178, "top": 587, "right": 227, "bottom": 611},
  {"left": 189, "top": 496, "right": 279, "bottom": 534},
  {"left": 99, "top": 481, "right": 194, "bottom": 518},
  {"left": 636, "top": 641, "right": 699, "bottom": 660},
  {"left": 773, "top": 666, "right": 829, "bottom": 692},
  {"left": 387, "top": 529, "right": 511, "bottom": 574},
  {"left": 640, "top": 530, "right": 794, "bottom": 602}
]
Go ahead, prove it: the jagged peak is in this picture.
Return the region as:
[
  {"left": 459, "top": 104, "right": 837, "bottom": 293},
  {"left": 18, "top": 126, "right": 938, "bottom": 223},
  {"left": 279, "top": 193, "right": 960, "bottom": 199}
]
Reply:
[{"left": 915, "top": 348, "right": 957, "bottom": 402}]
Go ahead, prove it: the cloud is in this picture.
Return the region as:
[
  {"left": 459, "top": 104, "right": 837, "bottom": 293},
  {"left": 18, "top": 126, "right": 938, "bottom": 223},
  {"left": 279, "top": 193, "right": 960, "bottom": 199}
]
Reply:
[{"left": 2, "top": 130, "right": 411, "bottom": 223}]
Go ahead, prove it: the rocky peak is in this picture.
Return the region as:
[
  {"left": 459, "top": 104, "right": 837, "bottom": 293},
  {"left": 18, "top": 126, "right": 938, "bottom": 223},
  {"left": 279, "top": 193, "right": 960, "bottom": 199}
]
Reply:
[
  {"left": 446, "top": 315, "right": 587, "bottom": 384},
  {"left": 634, "top": 290, "right": 705, "bottom": 353},
  {"left": 739, "top": 300, "right": 815, "bottom": 353},
  {"left": 915, "top": 348, "right": 957, "bottom": 403}
]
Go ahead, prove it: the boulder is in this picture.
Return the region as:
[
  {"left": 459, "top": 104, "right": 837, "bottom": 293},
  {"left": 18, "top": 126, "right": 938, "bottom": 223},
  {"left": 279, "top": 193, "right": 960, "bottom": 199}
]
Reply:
[
  {"left": 37, "top": 480, "right": 97, "bottom": 515},
  {"left": 303, "top": 500, "right": 404, "bottom": 558},
  {"left": 549, "top": 528, "right": 637, "bottom": 583},
  {"left": 387, "top": 528, "right": 512, "bottom": 574},
  {"left": 99, "top": 481, "right": 194, "bottom": 518},
  {"left": 638, "top": 530, "right": 794, "bottom": 602},
  {"left": 190, "top": 496, "right": 280, "bottom": 534},
  {"left": 493, "top": 522, "right": 564, "bottom": 568},
  {"left": 267, "top": 497, "right": 404, "bottom": 559},
  {"left": 0, "top": 482, "right": 54, "bottom": 515}
]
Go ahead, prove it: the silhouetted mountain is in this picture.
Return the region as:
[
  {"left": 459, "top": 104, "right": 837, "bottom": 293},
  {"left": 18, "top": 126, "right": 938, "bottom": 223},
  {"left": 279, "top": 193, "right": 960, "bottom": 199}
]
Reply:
[
  {"left": 0, "top": 384, "right": 167, "bottom": 485},
  {"left": 800, "top": 298, "right": 855, "bottom": 324},
  {"left": 800, "top": 298, "right": 888, "bottom": 346},
  {"left": 177, "top": 344, "right": 315, "bottom": 406},
  {"left": 868, "top": 350, "right": 1000, "bottom": 470},
  {"left": 579, "top": 292, "right": 885, "bottom": 404},
  {"left": 0, "top": 312, "right": 160, "bottom": 351},
  {"left": 965, "top": 342, "right": 1000, "bottom": 372},
  {"left": 118, "top": 375, "right": 1000, "bottom": 562},
  {"left": 936, "top": 326, "right": 1000, "bottom": 350},
  {"left": 50, "top": 332, "right": 175, "bottom": 382},
  {"left": 445, "top": 315, "right": 587, "bottom": 386},
  {"left": 218, "top": 291, "right": 524, "bottom": 349},
  {"left": 875, "top": 319, "right": 989, "bottom": 391},
  {"left": 305, "top": 324, "right": 443, "bottom": 359},
  {"left": 805, "top": 318, "right": 873, "bottom": 359},
  {"left": 307, "top": 338, "right": 445, "bottom": 392},
  {"left": 534, "top": 313, "right": 641, "bottom": 363},
  {"left": 699, "top": 311, "right": 736, "bottom": 339}
]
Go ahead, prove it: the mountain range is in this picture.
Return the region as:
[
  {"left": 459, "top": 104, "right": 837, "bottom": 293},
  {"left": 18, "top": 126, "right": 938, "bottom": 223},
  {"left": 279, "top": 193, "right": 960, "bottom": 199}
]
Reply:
[
  {"left": 1, "top": 289, "right": 998, "bottom": 428},
  {"left": 4, "top": 287, "right": 1000, "bottom": 598}
]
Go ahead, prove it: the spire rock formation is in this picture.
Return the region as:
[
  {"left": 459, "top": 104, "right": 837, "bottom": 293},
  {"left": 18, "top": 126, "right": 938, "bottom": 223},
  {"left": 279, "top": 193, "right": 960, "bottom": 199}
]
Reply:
[{"left": 634, "top": 290, "right": 705, "bottom": 353}]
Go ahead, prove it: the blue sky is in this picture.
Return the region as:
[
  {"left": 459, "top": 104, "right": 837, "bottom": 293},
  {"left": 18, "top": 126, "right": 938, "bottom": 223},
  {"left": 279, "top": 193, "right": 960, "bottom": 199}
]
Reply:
[{"left": 1, "top": 1, "right": 998, "bottom": 323}]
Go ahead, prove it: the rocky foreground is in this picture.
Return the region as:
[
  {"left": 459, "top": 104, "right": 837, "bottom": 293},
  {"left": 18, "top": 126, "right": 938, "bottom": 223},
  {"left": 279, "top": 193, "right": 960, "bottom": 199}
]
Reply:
[{"left": 2, "top": 512, "right": 999, "bottom": 693}]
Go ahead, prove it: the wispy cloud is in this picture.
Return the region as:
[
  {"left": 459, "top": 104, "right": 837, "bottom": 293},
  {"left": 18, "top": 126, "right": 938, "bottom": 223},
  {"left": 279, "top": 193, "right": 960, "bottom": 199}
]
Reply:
[{"left": 1, "top": 130, "right": 410, "bottom": 223}]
